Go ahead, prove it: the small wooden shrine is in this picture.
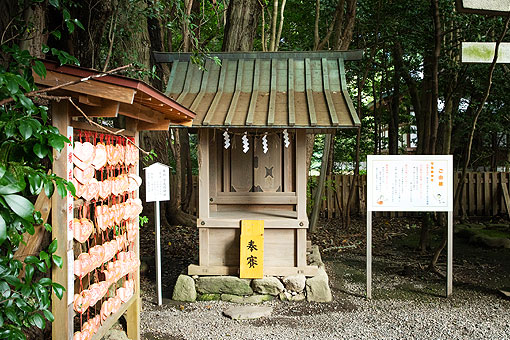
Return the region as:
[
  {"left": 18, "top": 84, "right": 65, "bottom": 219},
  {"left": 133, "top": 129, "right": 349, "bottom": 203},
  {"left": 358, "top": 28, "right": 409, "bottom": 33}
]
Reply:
[
  {"left": 155, "top": 51, "right": 362, "bottom": 277},
  {"left": 34, "top": 61, "right": 194, "bottom": 340}
]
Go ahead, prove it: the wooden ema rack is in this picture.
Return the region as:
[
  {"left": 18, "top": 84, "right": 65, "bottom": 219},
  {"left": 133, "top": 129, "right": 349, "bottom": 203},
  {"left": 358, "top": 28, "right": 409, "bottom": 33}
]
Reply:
[{"left": 52, "top": 108, "right": 141, "bottom": 340}]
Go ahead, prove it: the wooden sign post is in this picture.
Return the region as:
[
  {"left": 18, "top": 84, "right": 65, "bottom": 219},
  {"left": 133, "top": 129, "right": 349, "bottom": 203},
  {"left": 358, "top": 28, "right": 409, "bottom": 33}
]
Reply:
[
  {"left": 366, "top": 155, "right": 454, "bottom": 299},
  {"left": 144, "top": 162, "right": 171, "bottom": 306},
  {"left": 240, "top": 220, "right": 264, "bottom": 279}
]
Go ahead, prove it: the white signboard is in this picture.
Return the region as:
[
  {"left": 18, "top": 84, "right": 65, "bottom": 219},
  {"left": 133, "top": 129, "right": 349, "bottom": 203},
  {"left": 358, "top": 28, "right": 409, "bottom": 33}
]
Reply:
[
  {"left": 144, "top": 162, "right": 170, "bottom": 202},
  {"left": 367, "top": 155, "right": 453, "bottom": 212},
  {"left": 460, "top": 0, "right": 510, "bottom": 12}
]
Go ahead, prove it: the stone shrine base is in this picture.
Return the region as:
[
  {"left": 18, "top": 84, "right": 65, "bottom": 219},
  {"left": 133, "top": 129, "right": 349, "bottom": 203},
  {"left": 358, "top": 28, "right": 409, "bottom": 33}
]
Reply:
[{"left": 172, "top": 245, "right": 332, "bottom": 303}]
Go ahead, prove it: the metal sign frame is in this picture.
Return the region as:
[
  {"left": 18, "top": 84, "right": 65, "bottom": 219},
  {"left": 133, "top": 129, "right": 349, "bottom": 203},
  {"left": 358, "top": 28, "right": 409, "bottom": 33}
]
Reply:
[{"left": 366, "top": 155, "right": 454, "bottom": 299}]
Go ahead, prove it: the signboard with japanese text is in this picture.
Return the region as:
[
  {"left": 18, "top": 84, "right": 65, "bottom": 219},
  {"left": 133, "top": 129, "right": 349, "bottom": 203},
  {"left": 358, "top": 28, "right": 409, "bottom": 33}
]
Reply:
[
  {"left": 456, "top": 0, "right": 510, "bottom": 15},
  {"left": 144, "top": 162, "right": 170, "bottom": 202},
  {"left": 240, "top": 220, "right": 264, "bottom": 279},
  {"left": 367, "top": 155, "right": 453, "bottom": 212}
]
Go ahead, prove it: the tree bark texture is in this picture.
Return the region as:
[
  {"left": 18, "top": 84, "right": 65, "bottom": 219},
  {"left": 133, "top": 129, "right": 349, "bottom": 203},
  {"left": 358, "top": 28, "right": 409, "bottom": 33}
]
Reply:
[{"left": 222, "top": 0, "right": 261, "bottom": 52}]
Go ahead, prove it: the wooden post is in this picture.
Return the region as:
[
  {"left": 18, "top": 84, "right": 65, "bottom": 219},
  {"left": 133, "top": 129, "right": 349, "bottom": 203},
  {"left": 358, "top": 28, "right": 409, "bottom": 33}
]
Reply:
[
  {"left": 198, "top": 129, "right": 210, "bottom": 219},
  {"left": 51, "top": 101, "right": 73, "bottom": 340},
  {"left": 126, "top": 118, "right": 140, "bottom": 340},
  {"left": 295, "top": 130, "right": 307, "bottom": 221}
]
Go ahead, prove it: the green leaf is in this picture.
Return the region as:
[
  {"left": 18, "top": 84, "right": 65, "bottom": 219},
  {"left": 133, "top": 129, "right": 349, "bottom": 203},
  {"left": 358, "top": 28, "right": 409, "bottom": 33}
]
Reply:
[
  {"left": 13, "top": 75, "right": 31, "bottom": 92},
  {"left": 56, "top": 180, "right": 66, "bottom": 198},
  {"left": 51, "top": 282, "right": 65, "bottom": 299},
  {"left": 20, "top": 285, "right": 31, "bottom": 297},
  {"left": 18, "top": 122, "right": 32, "bottom": 140},
  {"left": 0, "top": 165, "right": 6, "bottom": 180},
  {"left": 31, "top": 313, "right": 45, "bottom": 329},
  {"left": 18, "top": 94, "right": 34, "bottom": 110},
  {"left": 33, "top": 60, "right": 47, "bottom": 78},
  {"left": 5, "top": 307, "right": 20, "bottom": 325},
  {"left": 4, "top": 275, "right": 21, "bottom": 288},
  {"left": 39, "top": 251, "right": 48, "bottom": 261},
  {"left": 63, "top": 8, "right": 70, "bottom": 20},
  {"left": 43, "top": 223, "right": 51, "bottom": 232},
  {"left": 43, "top": 310, "right": 54, "bottom": 322},
  {"left": 66, "top": 181, "right": 76, "bottom": 197},
  {"left": 38, "top": 278, "right": 51, "bottom": 286},
  {"left": 24, "top": 256, "right": 39, "bottom": 264},
  {"left": 0, "top": 215, "right": 5, "bottom": 246},
  {"left": 43, "top": 178, "right": 54, "bottom": 198},
  {"left": 28, "top": 173, "right": 43, "bottom": 195},
  {"left": 6, "top": 77, "right": 20, "bottom": 94},
  {"left": 74, "top": 19, "right": 85, "bottom": 30},
  {"left": 0, "top": 281, "right": 10, "bottom": 298},
  {"left": 49, "top": 134, "right": 67, "bottom": 152},
  {"left": 51, "top": 30, "right": 61, "bottom": 40},
  {"left": 42, "top": 44, "right": 50, "bottom": 54},
  {"left": 52, "top": 255, "right": 63, "bottom": 268},
  {"left": 0, "top": 314, "right": 3, "bottom": 328},
  {"left": 48, "top": 239, "right": 57, "bottom": 254},
  {"left": 0, "top": 171, "right": 25, "bottom": 194},
  {"left": 35, "top": 261, "right": 47, "bottom": 273},
  {"left": 48, "top": 0, "right": 59, "bottom": 8},
  {"left": 24, "top": 265, "right": 34, "bottom": 283},
  {"left": 33, "top": 143, "right": 48, "bottom": 158},
  {"left": 66, "top": 21, "right": 74, "bottom": 34},
  {"left": 2, "top": 194, "right": 34, "bottom": 220}
]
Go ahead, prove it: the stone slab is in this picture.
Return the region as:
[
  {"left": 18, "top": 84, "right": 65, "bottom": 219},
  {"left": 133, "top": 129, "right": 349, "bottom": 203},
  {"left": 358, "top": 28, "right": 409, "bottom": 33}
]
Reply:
[
  {"left": 223, "top": 306, "right": 273, "bottom": 320},
  {"left": 196, "top": 276, "right": 253, "bottom": 295}
]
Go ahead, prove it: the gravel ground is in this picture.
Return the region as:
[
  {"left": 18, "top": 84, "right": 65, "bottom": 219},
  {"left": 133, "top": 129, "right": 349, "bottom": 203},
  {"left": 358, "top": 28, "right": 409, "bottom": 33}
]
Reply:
[
  {"left": 139, "top": 256, "right": 510, "bottom": 340},
  {"left": 137, "top": 216, "right": 510, "bottom": 340}
]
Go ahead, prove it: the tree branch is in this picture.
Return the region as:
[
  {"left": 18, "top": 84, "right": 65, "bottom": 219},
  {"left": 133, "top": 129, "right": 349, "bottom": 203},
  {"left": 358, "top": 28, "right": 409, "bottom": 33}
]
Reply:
[{"left": 0, "top": 63, "right": 134, "bottom": 106}]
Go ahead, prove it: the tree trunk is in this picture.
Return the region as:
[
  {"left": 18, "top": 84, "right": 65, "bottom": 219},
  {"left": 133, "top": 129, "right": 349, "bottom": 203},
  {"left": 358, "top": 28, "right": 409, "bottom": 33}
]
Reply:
[
  {"left": 389, "top": 45, "right": 401, "bottom": 155},
  {"left": 222, "top": 0, "right": 261, "bottom": 52},
  {"left": 20, "top": 2, "right": 47, "bottom": 58}
]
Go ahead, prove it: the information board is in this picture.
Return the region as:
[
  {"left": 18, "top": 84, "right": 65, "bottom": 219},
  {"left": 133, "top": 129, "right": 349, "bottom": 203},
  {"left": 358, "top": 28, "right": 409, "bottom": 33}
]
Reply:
[
  {"left": 144, "top": 163, "right": 170, "bottom": 202},
  {"left": 367, "top": 155, "right": 453, "bottom": 212}
]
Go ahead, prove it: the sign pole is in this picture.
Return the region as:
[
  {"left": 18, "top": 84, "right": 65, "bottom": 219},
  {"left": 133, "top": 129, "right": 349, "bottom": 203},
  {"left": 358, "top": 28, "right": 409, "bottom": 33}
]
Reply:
[
  {"left": 367, "top": 211, "right": 372, "bottom": 300},
  {"left": 155, "top": 200, "right": 162, "bottom": 306},
  {"left": 144, "top": 162, "right": 171, "bottom": 306},
  {"left": 447, "top": 210, "right": 453, "bottom": 297}
]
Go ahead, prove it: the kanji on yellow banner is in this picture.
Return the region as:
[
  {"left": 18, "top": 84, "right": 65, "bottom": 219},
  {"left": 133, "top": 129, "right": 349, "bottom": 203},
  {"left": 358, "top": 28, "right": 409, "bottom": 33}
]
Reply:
[{"left": 240, "top": 220, "right": 264, "bottom": 279}]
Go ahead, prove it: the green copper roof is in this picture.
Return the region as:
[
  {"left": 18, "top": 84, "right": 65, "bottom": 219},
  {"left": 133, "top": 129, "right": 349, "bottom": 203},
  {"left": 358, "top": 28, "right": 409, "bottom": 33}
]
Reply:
[{"left": 153, "top": 51, "right": 362, "bottom": 129}]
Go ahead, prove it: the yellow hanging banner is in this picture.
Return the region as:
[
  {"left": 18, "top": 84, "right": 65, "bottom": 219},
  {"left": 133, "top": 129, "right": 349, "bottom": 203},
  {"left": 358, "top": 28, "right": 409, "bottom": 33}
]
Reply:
[{"left": 240, "top": 220, "right": 264, "bottom": 279}]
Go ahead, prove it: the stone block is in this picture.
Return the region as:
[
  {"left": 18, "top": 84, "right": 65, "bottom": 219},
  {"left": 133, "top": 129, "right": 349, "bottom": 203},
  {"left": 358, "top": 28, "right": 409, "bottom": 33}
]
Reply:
[
  {"left": 196, "top": 276, "right": 253, "bottom": 295},
  {"left": 305, "top": 268, "right": 332, "bottom": 302},
  {"left": 282, "top": 274, "right": 306, "bottom": 292},
  {"left": 252, "top": 277, "right": 284, "bottom": 295},
  {"left": 172, "top": 274, "right": 197, "bottom": 302}
]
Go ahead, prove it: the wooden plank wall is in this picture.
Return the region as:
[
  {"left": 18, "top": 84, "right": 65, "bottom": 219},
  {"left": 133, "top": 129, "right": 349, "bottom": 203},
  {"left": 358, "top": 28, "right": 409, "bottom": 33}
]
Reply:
[{"left": 171, "top": 172, "right": 510, "bottom": 218}]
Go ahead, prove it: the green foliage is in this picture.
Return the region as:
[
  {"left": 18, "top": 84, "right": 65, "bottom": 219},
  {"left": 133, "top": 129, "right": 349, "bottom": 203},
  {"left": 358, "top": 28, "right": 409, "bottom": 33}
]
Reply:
[{"left": 0, "top": 1, "right": 83, "bottom": 338}]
